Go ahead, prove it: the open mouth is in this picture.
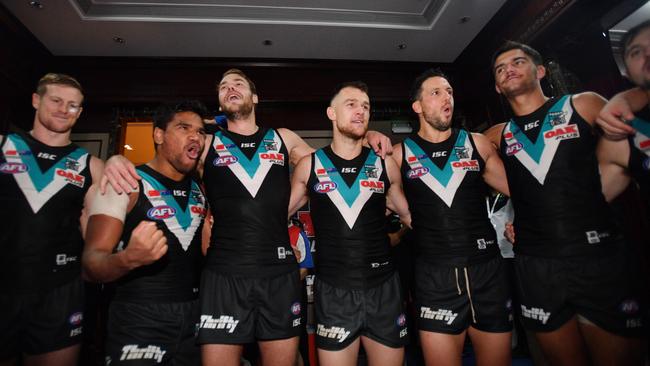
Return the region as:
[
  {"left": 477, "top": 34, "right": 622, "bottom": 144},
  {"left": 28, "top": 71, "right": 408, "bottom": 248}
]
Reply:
[
  {"left": 186, "top": 143, "right": 201, "bottom": 160},
  {"left": 226, "top": 93, "right": 242, "bottom": 102}
]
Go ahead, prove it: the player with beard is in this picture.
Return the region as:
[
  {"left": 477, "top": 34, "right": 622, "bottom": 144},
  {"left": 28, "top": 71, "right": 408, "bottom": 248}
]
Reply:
[
  {"left": 100, "top": 69, "right": 392, "bottom": 366},
  {"left": 391, "top": 69, "right": 511, "bottom": 366},
  {"left": 0, "top": 73, "right": 103, "bottom": 366},
  {"left": 83, "top": 101, "right": 208, "bottom": 365},
  {"left": 288, "top": 81, "right": 411, "bottom": 366},
  {"left": 596, "top": 21, "right": 650, "bottom": 201},
  {"left": 485, "top": 41, "right": 646, "bottom": 365}
]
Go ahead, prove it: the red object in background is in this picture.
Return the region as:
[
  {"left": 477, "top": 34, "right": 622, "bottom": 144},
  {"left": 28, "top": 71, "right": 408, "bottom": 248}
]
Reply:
[{"left": 297, "top": 211, "right": 315, "bottom": 238}]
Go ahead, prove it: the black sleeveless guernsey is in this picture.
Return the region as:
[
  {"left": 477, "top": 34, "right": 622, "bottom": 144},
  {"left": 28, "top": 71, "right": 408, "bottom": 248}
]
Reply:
[
  {"left": 401, "top": 129, "right": 498, "bottom": 265},
  {"left": 0, "top": 131, "right": 92, "bottom": 293}
]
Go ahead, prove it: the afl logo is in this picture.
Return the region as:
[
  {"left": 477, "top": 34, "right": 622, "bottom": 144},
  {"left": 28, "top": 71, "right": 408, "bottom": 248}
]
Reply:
[
  {"left": 505, "top": 142, "right": 523, "bottom": 156},
  {"left": 314, "top": 181, "right": 337, "bottom": 193},
  {"left": 643, "top": 157, "right": 650, "bottom": 171},
  {"left": 147, "top": 205, "right": 176, "bottom": 220},
  {"left": 291, "top": 302, "right": 301, "bottom": 315},
  {"left": 213, "top": 155, "right": 238, "bottom": 166},
  {"left": 69, "top": 312, "right": 83, "bottom": 326},
  {"left": 396, "top": 314, "right": 406, "bottom": 327},
  {"left": 0, "top": 162, "right": 28, "bottom": 174},
  {"left": 407, "top": 166, "right": 429, "bottom": 179},
  {"left": 619, "top": 299, "right": 639, "bottom": 315}
]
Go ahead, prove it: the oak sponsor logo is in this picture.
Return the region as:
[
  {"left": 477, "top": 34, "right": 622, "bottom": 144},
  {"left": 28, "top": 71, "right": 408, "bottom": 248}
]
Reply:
[
  {"left": 259, "top": 152, "right": 285, "bottom": 166},
  {"left": 450, "top": 160, "right": 479, "bottom": 172},
  {"left": 56, "top": 168, "right": 85, "bottom": 188},
  {"left": 543, "top": 124, "right": 579, "bottom": 141}
]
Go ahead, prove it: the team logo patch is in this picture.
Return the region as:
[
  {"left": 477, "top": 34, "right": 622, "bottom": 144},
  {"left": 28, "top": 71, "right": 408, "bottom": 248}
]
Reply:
[
  {"left": 396, "top": 313, "right": 406, "bottom": 327},
  {"left": 291, "top": 302, "right": 301, "bottom": 315},
  {"left": 147, "top": 205, "right": 176, "bottom": 220},
  {"left": 55, "top": 168, "right": 86, "bottom": 188},
  {"left": 213, "top": 155, "right": 238, "bottom": 166},
  {"left": 407, "top": 166, "right": 429, "bottom": 179},
  {"left": 548, "top": 111, "right": 566, "bottom": 126},
  {"left": 453, "top": 146, "right": 470, "bottom": 159},
  {"left": 0, "top": 162, "right": 28, "bottom": 174},
  {"left": 263, "top": 139, "right": 278, "bottom": 151},
  {"left": 451, "top": 160, "right": 480, "bottom": 171},
  {"left": 69, "top": 312, "right": 83, "bottom": 326},
  {"left": 64, "top": 158, "right": 80, "bottom": 172},
  {"left": 619, "top": 299, "right": 640, "bottom": 315},
  {"left": 360, "top": 179, "right": 384, "bottom": 193},
  {"left": 505, "top": 142, "right": 523, "bottom": 156},
  {"left": 364, "top": 165, "right": 379, "bottom": 178},
  {"left": 314, "top": 181, "right": 337, "bottom": 193}
]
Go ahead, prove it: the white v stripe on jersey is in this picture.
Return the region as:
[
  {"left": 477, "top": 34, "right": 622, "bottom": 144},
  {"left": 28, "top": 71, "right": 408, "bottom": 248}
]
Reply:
[
  {"left": 314, "top": 155, "right": 383, "bottom": 229},
  {"left": 503, "top": 97, "right": 574, "bottom": 185},
  {"left": 2, "top": 138, "right": 88, "bottom": 213},
  {"left": 404, "top": 135, "right": 474, "bottom": 207},
  {"left": 141, "top": 179, "right": 204, "bottom": 251},
  {"left": 212, "top": 132, "right": 283, "bottom": 198}
]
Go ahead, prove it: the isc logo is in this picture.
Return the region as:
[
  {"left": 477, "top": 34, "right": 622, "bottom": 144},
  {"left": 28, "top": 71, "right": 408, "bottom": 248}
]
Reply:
[
  {"left": 524, "top": 121, "right": 539, "bottom": 131},
  {"left": 314, "top": 181, "right": 337, "bottom": 193},
  {"left": 0, "top": 162, "right": 28, "bottom": 174},
  {"left": 431, "top": 151, "right": 447, "bottom": 158},
  {"left": 147, "top": 205, "right": 176, "bottom": 220},
  {"left": 37, "top": 152, "right": 57, "bottom": 160},
  {"left": 407, "top": 167, "right": 429, "bottom": 179},
  {"left": 241, "top": 142, "right": 256, "bottom": 148},
  {"left": 341, "top": 167, "right": 357, "bottom": 173},
  {"left": 214, "top": 155, "right": 238, "bottom": 166},
  {"left": 506, "top": 142, "right": 523, "bottom": 156}
]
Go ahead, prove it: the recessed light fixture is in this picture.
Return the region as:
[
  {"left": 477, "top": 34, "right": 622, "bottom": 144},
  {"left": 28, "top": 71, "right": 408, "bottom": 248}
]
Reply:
[
  {"left": 29, "top": 1, "right": 43, "bottom": 9},
  {"left": 262, "top": 40, "right": 273, "bottom": 46},
  {"left": 112, "top": 36, "right": 126, "bottom": 44},
  {"left": 397, "top": 43, "right": 407, "bottom": 50},
  {"left": 459, "top": 16, "right": 471, "bottom": 23},
  {"left": 124, "top": 144, "right": 134, "bottom": 151}
]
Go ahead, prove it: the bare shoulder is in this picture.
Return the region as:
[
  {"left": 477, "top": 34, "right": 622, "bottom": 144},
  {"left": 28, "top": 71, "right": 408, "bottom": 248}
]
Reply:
[
  {"left": 483, "top": 123, "right": 506, "bottom": 148},
  {"left": 572, "top": 92, "right": 607, "bottom": 124}
]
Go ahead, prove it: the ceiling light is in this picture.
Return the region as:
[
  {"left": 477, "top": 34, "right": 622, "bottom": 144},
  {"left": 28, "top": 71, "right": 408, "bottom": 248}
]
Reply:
[
  {"left": 112, "top": 36, "right": 126, "bottom": 44},
  {"left": 263, "top": 40, "right": 273, "bottom": 46},
  {"left": 397, "top": 43, "right": 407, "bottom": 50},
  {"left": 124, "top": 144, "right": 134, "bottom": 151},
  {"left": 29, "top": 1, "right": 43, "bottom": 9}
]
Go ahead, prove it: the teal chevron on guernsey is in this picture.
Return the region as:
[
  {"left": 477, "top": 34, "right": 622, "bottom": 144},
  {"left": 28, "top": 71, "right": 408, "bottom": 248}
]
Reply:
[
  {"left": 1, "top": 133, "right": 88, "bottom": 213},
  {"left": 632, "top": 118, "right": 650, "bottom": 157},
  {"left": 313, "top": 149, "right": 383, "bottom": 229},
  {"left": 403, "top": 130, "right": 475, "bottom": 207},
  {"left": 502, "top": 96, "right": 576, "bottom": 185},
  {"left": 212, "top": 129, "right": 284, "bottom": 197},
  {"left": 139, "top": 169, "right": 206, "bottom": 251}
]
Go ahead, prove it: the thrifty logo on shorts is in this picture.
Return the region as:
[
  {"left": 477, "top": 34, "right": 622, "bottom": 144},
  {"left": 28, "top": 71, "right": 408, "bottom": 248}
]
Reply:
[
  {"left": 520, "top": 305, "right": 550, "bottom": 324},
  {"left": 120, "top": 345, "right": 166, "bottom": 363},
  {"left": 317, "top": 324, "right": 350, "bottom": 343},
  {"left": 200, "top": 315, "right": 239, "bottom": 333},
  {"left": 420, "top": 307, "right": 458, "bottom": 325}
]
